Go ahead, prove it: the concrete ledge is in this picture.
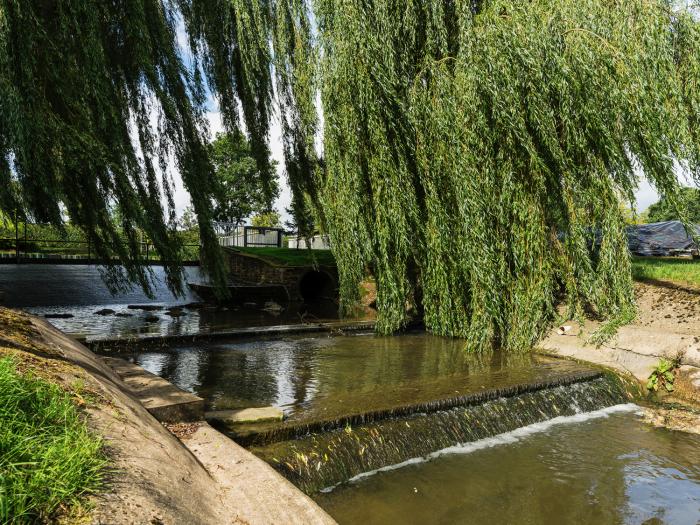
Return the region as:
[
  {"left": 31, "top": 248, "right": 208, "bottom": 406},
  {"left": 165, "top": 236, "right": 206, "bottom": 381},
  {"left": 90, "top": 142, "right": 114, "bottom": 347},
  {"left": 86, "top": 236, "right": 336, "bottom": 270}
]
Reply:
[
  {"left": 86, "top": 320, "right": 377, "bottom": 349},
  {"left": 206, "top": 407, "right": 284, "bottom": 425},
  {"left": 183, "top": 422, "right": 335, "bottom": 525},
  {"left": 541, "top": 324, "right": 700, "bottom": 381},
  {"left": 102, "top": 357, "right": 204, "bottom": 423}
]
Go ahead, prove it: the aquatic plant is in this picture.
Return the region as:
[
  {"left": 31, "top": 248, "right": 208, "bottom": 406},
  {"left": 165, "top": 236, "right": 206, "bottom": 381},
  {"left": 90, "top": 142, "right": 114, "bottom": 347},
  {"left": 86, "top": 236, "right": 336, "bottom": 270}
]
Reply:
[
  {"left": 647, "top": 356, "right": 682, "bottom": 393},
  {"left": 2, "top": 1, "right": 700, "bottom": 350}
]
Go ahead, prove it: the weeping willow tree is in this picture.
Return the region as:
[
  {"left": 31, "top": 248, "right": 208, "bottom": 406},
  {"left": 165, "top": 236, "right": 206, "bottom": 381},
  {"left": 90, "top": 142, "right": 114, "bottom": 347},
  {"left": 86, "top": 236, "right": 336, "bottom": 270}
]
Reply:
[
  {"left": 1, "top": 0, "right": 700, "bottom": 351},
  {"left": 316, "top": 0, "right": 700, "bottom": 351}
]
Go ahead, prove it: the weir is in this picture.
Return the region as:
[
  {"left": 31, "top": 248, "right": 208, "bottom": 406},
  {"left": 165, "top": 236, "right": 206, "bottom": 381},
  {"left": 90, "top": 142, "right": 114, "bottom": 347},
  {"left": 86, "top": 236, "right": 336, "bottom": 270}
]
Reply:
[
  {"left": 106, "top": 331, "right": 635, "bottom": 497},
  {"left": 247, "top": 374, "right": 629, "bottom": 494}
]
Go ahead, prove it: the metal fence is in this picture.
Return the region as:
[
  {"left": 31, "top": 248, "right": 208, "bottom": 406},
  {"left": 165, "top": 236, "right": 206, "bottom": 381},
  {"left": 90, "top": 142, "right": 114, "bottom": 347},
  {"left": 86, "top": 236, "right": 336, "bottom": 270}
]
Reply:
[
  {"left": 214, "top": 223, "right": 284, "bottom": 248},
  {"left": 0, "top": 219, "right": 199, "bottom": 264}
]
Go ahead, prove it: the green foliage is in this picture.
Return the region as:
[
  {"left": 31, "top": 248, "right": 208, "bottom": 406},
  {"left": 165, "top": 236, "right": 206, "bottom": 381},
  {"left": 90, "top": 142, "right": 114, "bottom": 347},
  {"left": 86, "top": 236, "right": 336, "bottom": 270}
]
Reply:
[
  {"left": 316, "top": 0, "right": 700, "bottom": 351},
  {"left": 0, "top": 358, "right": 106, "bottom": 523},
  {"left": 179, "top": 206, "right": 199, "bottom": 232},
  {"left": 284, "top": 204, "right": 316, "bottom": 236},
  {"left": 647, "top": 357, "right": 681, "bottom": 393},
  {"left": 646, "top": 187, "right": 700, "bottom": 223},
  {"left": 251, "top": 210, "right": 282, "bottom": 228},
  {"left": 3, "top": 0, "right": 700, "bottom": 352},
  {"left": 210, "top": 131, "right": 279, "bottom": 225},
  {"left": 632, "top": 256, "right": 700, "bottom": 288}
]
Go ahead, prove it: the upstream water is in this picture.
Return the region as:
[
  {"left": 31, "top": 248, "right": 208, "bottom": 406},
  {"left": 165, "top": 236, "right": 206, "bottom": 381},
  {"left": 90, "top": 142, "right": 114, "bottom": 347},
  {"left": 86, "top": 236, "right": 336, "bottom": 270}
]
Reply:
[{"left": 0, "top": 264, "right": 323, "bottom": 339}]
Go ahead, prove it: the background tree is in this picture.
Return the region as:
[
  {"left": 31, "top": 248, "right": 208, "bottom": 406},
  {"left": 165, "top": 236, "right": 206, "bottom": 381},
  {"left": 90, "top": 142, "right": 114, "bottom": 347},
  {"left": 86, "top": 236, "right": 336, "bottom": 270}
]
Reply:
[
  {"left": 251, "top": 211, "right": 282, "bottom": 228},
  {"left": 284, "top": 204, "right": 315, "bottom": 236},
  {"left": 210, "top": 131, "right": 279, "bottom": 231},
  {"left": 646, "top": 187, "right": 700, "bottom": 224},
  {"left": 178, "top": 206, "right": 199, "bottom": 232}
]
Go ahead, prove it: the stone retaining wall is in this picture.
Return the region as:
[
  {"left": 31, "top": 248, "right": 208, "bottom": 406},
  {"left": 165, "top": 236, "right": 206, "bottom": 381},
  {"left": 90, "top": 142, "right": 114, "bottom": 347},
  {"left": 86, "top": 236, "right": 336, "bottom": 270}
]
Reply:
[{"left": 225, "top": 249, "right": 338, "bottom": 303}]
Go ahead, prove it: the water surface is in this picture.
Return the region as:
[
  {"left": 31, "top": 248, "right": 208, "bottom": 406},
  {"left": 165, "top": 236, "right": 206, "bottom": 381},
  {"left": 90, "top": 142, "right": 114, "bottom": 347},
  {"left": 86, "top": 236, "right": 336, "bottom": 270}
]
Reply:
[
  {"left": 0, "top": 264, "right": 325, "bottom": 339},
  {"left": 113, "top": 332, "right": 599, "bottom": 422},
  {"left": 314, "top": 408, "right": 700, "bottom": 525}
]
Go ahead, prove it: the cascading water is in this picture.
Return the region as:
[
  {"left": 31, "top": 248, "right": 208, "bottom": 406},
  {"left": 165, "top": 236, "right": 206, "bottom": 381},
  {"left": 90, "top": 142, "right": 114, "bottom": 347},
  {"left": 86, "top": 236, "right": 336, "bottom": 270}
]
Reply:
[{"left": 250, "top": 374, "right": 630, "bottom": 493}]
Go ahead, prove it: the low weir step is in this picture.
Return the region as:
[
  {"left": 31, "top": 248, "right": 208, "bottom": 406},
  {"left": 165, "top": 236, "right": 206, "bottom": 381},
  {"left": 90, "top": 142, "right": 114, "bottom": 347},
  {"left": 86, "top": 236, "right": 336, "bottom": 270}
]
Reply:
[
  {"left": 206, "top": 407, "right": 284, "bottom": 425},
  {"left": 101, "top": 357, "right": 204, "bottom": 423},
  {"left": 227, "top": 369, "right": 605, "bottom": 447}
]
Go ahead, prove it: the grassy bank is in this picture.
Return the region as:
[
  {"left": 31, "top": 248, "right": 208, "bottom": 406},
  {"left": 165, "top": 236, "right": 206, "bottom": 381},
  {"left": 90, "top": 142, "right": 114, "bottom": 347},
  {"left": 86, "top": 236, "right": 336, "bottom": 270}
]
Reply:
[
  {"left": 233, "top": 246, "right": 336, "bottom": 266},
  {"left": 631, "top": 257, "right": 700, "bottom": 288},
  {"left": 0, "top": 357, "right": 105, "bottom": 524}
]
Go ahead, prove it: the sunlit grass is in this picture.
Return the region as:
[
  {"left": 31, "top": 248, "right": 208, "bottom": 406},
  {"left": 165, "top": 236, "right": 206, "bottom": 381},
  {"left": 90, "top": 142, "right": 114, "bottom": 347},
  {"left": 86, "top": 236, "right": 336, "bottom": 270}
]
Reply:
[
  {"left": 0, "top": 358, "right": 105, "bottom": 524},
  {"left": 234, "top": 246, "right": 336, "bottom": 266},
  {"left": 631, "top": 256, "right": 700, "bottom": 288}
]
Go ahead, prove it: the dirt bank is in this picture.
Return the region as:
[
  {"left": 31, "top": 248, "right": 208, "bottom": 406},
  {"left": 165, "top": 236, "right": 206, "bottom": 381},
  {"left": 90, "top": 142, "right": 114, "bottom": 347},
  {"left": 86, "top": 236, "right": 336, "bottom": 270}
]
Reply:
[
  {"left": 542, "top": 281, "right": 700, "bottom": 433},
  {"left": 0, "top": 307, "right": 335, "bottom": 524}
]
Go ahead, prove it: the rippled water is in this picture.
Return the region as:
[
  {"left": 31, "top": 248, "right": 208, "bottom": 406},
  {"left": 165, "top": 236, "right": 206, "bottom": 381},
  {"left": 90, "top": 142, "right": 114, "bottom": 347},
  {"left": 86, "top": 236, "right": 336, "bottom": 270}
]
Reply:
[{"left": 314, "top": 408, "right": 700, "bottom": 525}]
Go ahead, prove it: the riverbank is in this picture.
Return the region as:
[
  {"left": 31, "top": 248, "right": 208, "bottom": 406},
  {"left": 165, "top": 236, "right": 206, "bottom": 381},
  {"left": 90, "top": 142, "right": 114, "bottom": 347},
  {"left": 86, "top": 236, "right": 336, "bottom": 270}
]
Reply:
[
  {"left": 0, "top": 306, "right": 335, "bottom": 524},
  {"left": 541, "top": 280, "right": 700, "bottom": 433}
]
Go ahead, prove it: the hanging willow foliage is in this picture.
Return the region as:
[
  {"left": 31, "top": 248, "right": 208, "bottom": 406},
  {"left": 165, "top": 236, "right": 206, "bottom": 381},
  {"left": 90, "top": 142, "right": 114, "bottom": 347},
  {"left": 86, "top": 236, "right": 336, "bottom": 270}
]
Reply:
[
  {"left": 1, "top": 0, "right": 699, "bottom": 351},
  {"left": 316, "top": 0, "right": 700, "bottom": 351},
  {"left": 0, "top": 0, "right": 227, "bottom": 294}
]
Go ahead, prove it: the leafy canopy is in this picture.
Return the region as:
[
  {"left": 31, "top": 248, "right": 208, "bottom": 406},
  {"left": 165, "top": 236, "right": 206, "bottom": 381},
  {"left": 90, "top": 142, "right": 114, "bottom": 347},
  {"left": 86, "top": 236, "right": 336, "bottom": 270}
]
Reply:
[
  {"left": 2, "top": 0, "right": 700, "bottom": 351},
  {"left": 210, "top": 131, "right": 279, "bottom": 227},
  {"left": 646, "top": 187, "right": 700, "bottom": 223},
  {"left": 251, "top": 210, "right": 282, "bottom": 228}
]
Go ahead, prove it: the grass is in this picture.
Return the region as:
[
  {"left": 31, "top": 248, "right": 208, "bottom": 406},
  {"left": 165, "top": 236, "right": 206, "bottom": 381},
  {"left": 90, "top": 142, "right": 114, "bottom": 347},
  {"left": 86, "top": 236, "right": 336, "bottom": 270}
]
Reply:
[
  {"left": 0, "top": 357, "right": 105, "bottom": 524},
  {"left": 631, "top": 256, "right": 700, "bottom": 288},
  {"left": 233, "top": 246, "right": 337, "bottom": 266}
]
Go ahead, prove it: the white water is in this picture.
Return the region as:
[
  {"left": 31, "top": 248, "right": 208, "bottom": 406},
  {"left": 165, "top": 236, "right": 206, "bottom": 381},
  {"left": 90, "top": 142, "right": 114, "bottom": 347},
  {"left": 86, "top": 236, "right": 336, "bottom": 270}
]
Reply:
[{"left": 320, "top": 403, "right": 642, "bottom": 493}]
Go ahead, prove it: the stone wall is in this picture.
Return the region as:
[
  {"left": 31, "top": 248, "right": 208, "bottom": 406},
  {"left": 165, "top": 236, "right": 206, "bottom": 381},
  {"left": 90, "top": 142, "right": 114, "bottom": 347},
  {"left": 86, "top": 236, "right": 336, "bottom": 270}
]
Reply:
[{"left": 224, "top": 249, "right": 338, "bottom": 304}]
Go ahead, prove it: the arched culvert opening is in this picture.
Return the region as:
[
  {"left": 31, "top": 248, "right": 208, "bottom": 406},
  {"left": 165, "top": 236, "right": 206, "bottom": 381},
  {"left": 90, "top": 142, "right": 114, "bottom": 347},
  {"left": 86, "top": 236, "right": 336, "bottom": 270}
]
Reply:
[
  {"left": 298, "top": 270, "right": 338, "bottom": 317},
  {"left": 299, "top": 271, "right": 335, "bottom": 303}
]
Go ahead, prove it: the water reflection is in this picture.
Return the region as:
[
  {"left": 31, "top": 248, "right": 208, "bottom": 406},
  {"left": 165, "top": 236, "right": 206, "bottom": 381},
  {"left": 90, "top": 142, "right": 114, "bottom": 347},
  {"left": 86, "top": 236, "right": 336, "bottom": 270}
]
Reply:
[{"left": 109, "top": 332, "right": 596, "bottom": 423}]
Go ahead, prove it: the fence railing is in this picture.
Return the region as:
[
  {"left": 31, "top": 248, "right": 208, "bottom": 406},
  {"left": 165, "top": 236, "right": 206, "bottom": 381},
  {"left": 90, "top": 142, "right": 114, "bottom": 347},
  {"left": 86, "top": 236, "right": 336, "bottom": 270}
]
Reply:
[
  {"left": 0, "top": 218, "right": 283, "bottom": 264},
  {"left": 216, "top": 225, "right": 284, "bottom": 248},
  {"left": 0, "top": 236, "right": 200, "bottom": 263},
  {"left": 0, "top": 218, "right": 200, "bottom": 263}
]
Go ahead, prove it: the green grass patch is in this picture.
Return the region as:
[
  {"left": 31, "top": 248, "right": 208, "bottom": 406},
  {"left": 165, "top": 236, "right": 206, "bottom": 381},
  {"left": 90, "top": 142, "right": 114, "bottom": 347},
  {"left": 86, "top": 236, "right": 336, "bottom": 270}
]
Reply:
[
  {"left": 631, "top": 256, "right": 700, "bottom": 288},
  {"left": 0, "top": 358, "right": 105, "bottom": 524},
  {"left": 233, "top": 246, "right": 336, "bottom": 266}
]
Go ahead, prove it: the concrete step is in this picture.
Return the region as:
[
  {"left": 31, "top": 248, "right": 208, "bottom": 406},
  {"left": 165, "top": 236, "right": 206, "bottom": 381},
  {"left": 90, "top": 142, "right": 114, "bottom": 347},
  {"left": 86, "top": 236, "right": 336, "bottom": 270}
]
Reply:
[{"left": 102, "top": 357, "right": 204, "bottom": 423}]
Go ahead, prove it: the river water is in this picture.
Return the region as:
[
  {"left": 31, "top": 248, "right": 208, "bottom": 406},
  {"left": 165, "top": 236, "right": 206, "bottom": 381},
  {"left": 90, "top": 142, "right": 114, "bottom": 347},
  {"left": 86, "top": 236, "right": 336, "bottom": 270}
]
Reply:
[
  {"left": 109, "top": 331, "right": 700, "bottom": 523},
  {"left": 0, "top": 264, "right": 313, "bottom": 339},
  {"left": 314, "top": 407, "right": 700, "bottom": 525}
]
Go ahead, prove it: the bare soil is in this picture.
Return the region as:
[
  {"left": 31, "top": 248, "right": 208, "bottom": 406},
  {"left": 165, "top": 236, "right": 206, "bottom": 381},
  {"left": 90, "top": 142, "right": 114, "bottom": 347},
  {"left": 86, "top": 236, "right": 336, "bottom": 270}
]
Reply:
[{"left": 634, "top": 281, "right": 700, "bottom": 337}]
